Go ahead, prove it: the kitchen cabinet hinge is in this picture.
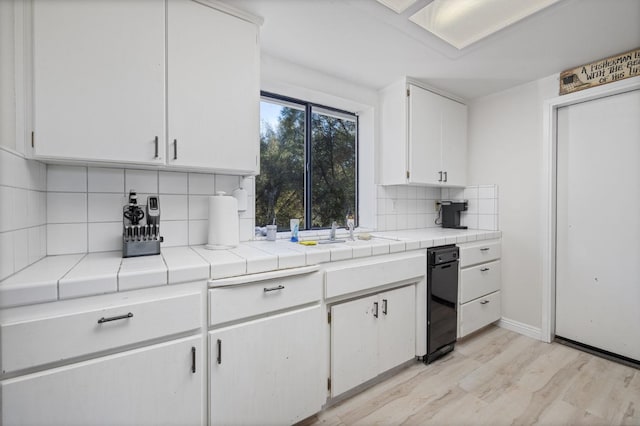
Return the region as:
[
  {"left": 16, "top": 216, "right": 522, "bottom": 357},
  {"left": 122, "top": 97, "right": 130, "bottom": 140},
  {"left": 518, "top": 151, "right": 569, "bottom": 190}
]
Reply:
[
  {"left": 31, "top": 131, "right": 34, "bottom": 148},
  {"left": 327, "top": 312, "right": 331, "bottom": 324},
  {"left": 327, "top": 377, "right": 331, "bottom": 391}
]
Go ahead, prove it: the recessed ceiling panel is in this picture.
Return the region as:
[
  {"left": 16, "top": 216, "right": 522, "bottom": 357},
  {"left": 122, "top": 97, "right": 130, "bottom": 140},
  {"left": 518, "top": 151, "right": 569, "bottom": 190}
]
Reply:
[
  {"left": 376, "top": 0, "right": 419, "bottom": 14},
  {"left": 409, "top": 0, "right": 562, "bottom": 49}
]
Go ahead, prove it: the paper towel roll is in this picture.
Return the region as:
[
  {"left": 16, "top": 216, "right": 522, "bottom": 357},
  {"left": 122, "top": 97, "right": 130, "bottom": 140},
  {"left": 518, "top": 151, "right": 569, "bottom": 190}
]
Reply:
[{"left": 205, "top": 192, "right": 239, "bottom": 250}]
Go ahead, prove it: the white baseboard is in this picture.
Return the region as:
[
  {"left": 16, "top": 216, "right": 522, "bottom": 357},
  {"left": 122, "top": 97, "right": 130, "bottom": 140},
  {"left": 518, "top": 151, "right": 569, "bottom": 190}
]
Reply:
[{"left": 497, "top": 317, "right": 543, "bottom": 341}]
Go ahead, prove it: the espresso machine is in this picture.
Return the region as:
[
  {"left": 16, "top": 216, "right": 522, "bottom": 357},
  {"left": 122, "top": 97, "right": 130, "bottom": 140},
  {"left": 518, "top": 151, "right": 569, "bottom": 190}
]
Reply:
[
  {"left": 440, "top": 200, "right": 468, "bottom": 229},
  {"left": 122, "top": 190, "right": 163, "bottom": 257}
]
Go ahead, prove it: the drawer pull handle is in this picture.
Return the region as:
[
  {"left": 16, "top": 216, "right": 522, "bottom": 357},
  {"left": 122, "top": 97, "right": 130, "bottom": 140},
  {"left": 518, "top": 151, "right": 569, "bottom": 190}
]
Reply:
[
  {"left": 191, "top": 346, "right": 196, "bottom": 374},
  {"left": 480, "top": 300, "right": 490, "bottom": 305},
  {"left": 154, "top": 136, "right": 159, "bottom": 159},
  {"left": 97, "top": 312, "right": 133, "bottom": 324},
  {"left": 480, "top": 248, "right": 490, "bottom": 251},
  {"left": 373, "top": 302, "right": 379, "bottom": 318},
  {"left": 264, "top": 285, "right": 285, "bottom": 292},
  {"left": 480, "top": 268, "right": 490, "bottom": 272},
  {"left": 217, "top": 339, "right": 222, "bottom": 365},
  {"left": 382, "top": 299, "right": 388, "bottom": 315}
]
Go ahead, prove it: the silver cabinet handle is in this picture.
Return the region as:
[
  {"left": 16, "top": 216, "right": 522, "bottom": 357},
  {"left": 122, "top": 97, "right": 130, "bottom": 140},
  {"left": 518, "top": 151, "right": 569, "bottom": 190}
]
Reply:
[
  {"left": 191, "top": 346, "right": 196, "bottom": 374},
  {"left": 480, "top": 300, "right": 490, "bottom": 305},
  {"left": 154, "top": 136, "right": 159, "bottom": 159},
  {"left": 263, "top": 285, "right": 285, "bottom": 292},
  {"left": 97, "top": 312, "right": 133, "bottom": 324},
  {"left": 480, "top": 268, "right": 490, "bottom": 272},
  {"left": 382, "top": 299, "right": 388, "bottom": 315},
  {"left": 173, "top": 139, "right": 178, "bottom": 160},
  {"left": 373, "top": 301, "right": 379, "bottom": 318},
  {"left": 216, "top": 339, "right": 222, "bottom": 365},
  {"left": 480, "top": 248, "right": 490, "bottom": 251},
  {"left": 443, "top": 171, "right": 448, "bottom": 182},
  {"left": 438, "top": 171, "right": 443, "bottom": 182}
]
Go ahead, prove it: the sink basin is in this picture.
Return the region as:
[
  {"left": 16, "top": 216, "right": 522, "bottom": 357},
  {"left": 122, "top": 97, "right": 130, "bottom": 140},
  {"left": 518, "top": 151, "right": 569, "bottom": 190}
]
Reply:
[{"left": 318, "top": 239, "right": 346, "bottom": 244}]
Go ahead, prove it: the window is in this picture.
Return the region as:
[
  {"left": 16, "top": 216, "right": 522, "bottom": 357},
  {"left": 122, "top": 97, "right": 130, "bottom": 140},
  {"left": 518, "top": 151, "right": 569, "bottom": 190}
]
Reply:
[{"left": 257, "top": 92, "right": 358, "bottom": 231}]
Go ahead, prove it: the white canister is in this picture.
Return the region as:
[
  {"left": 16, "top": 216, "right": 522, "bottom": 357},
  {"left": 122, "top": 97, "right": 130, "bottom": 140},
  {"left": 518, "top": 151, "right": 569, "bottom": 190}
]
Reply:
[{"left": 205, "top": 192, "right": 239, "bottom": 250}]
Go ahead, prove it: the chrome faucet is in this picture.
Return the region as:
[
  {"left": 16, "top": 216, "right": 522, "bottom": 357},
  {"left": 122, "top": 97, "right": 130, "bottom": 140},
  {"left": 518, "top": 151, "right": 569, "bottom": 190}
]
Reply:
[{"left": 330, "top": 221, "right": 337, "bottom": 241}]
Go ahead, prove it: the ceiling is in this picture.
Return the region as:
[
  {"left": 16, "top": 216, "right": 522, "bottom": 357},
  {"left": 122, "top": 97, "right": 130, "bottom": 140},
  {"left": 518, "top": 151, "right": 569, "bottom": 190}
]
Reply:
[{"left": 232, "top": 0, "right": 640, "bottom": 99}]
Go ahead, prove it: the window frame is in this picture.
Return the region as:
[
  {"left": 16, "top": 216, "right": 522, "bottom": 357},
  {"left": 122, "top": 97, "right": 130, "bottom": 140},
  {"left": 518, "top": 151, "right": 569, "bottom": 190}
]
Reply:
[{"left": 260, "top": 91, "right": 359, "bottom": 230}]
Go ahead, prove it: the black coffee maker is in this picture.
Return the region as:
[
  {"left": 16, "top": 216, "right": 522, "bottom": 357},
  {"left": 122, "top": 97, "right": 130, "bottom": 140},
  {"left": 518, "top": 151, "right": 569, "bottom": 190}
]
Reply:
[{"left": 440, "top": 200, "right": 468, "bottom": 229}]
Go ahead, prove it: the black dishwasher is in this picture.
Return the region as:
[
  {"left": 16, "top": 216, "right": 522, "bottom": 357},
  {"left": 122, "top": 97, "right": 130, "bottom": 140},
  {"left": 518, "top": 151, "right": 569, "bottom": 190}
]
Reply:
[{"left": 426, "top": 245, "right": 459, "bottom": 363}]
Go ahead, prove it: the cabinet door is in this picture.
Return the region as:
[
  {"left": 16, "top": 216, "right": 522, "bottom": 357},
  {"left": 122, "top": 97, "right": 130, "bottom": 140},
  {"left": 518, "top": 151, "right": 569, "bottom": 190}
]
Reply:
[
  {"left": 330, "top": 295, "right": 379, "bottom": 397},
  {"left": 32, "top": 0, "right": 166, "bottom": 164},
  {"left": 441, "top": 98, "right": 467, "bottom": 187},
  {"left": 408, "top": 85, "right": 443, "bottom": 185},
  {"left": 377, "top": 285, "right": 416, "bottom": 373},
  {"left": 209, "top": 306, "right": 323, "bottom": 425},
  {"left": 167, "top": 0, "right": 260, "bottom": 173},
  {"left": 1, "top": 336, "right": 203, "bottom": 426}
]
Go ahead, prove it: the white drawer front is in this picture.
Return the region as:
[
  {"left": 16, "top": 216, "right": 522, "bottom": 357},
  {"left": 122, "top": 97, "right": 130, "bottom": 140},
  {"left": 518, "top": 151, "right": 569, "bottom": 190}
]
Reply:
[
  {"left": 324, "top": 251, "right": 426, "bottom": 300},
  {"left": 459, "top": 260, "right": 501, "bottom": 304},
  {"left": 209, "top": 272, "right": 322, "bottom": 326},
  {"left": 459, "top": 290, "right": 501, "bottom": 338},
  {"left": 1, "top": 289, "right": 202, "bottom": 374},
  {"left": 459, "top": 240, "right": 501, "bottom": 268}
]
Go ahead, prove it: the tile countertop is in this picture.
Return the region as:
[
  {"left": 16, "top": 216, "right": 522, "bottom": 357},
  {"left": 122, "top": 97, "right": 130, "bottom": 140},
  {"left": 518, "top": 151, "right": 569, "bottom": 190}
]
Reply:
[{"left": 0, "top": 228, "right": 501, "bottom": 309}]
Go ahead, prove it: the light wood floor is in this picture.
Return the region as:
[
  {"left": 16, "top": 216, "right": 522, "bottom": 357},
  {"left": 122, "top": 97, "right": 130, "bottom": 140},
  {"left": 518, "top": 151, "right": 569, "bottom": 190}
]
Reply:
[{"left": 308, "top": 326, "right": 640, "bottom": 426}]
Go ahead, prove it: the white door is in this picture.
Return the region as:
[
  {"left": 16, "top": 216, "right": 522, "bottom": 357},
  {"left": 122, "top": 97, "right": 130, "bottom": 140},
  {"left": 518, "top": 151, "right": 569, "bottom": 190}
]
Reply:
[
  {"left": 377, "top": 285, "right": 416, "bottom": 373},
  {"left": 408, "top": 85, "right": 443, "bottom": 185},
  {"left": 167, "top": 0, "right": 260, "bottom": 173},
  {"left": 556, "top": 89, "right": 640, "bottom": 362},
  {"left": 209, "top": 306, "right": 323, "bottom": 426},
  {"left": 1, "top": 336, "right": 203, "bottom": 425},
  {"left": 32, "top": 0, "right": 166, "bottom": 164},
  {"left": 330, "top": 295, "right": 379, "bottom": 397}
]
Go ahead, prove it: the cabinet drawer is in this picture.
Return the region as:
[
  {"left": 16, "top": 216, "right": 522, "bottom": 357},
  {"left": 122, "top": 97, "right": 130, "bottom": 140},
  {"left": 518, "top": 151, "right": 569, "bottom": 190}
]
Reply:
[
  {"left": 459, "top": 291, "right": 501, "bottom": 337},
  {"left": 209, "top": 271, "right": 322, "bottom": 326},
  {"left": 1, "top": 287, "right": 202, "bottom": 374},
  {"left": 459, "top": 260, "right": 501, "bottom": 304},
  {"left": 459, "top": 240, "right": 501, "bottom": 267}
]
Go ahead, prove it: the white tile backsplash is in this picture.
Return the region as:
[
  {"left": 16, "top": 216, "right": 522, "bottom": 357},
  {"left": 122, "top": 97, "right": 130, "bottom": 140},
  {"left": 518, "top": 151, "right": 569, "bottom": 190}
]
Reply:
[
  {"left": 188, "top": 195, "right": 209, "bottom": 220},
  {"left": 47, "top": 223, "right": 87, "bottom": 255},
  {"left": 47, "top": 192, "right": 87, "bottom": 223},
  {"left": 88, "top": 222, "right": 121, "bottom": 252},
  {"left": 159, "top": 171, "right": 188, "bottom": 194},
  {"left": 88, "top": 167, "right": 125, "bottom": 193},
  {"left": 161, "top": 220, "right": 189, "bottom": 247},
  {"left": 188, "top": 173, "right": 216, "bottom": 195},
  {"left": 0, "top": 150, "right": 48, "bottom": 280},
  {"left": 375, "top": 183, "right": 499, "bottom": 232},
  {"left": 125, "top": 169, "right": 158, "bottom": 194},
  {"left": 161, "top": 194, "right": 188, "bottom": 221},
  {"left": 47, "top": 165, "right": 87, "bottom": 192},
  {"left": 88, "top": 193, "right": 126, "bottom": 222}
]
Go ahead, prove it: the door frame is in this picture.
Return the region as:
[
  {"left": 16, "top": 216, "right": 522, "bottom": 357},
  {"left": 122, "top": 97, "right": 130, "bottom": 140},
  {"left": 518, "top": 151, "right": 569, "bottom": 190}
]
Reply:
[{"left": 540, "top": 76, "right": 640, "bottom": 343}]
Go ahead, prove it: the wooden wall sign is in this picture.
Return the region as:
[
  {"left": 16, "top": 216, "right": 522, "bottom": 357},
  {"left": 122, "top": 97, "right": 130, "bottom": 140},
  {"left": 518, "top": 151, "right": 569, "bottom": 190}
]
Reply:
[{"left": 559, "top": 48, "right": 640, "bottom": 95}]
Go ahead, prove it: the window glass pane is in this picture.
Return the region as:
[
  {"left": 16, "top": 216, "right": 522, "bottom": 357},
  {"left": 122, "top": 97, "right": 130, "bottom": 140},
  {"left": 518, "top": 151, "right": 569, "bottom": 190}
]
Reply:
[
  {"left": 256, "top": 100, "right": 305, "bottom": 230},
  {"left": 311, "top": 108, "right": 357, "bottom": 228}
]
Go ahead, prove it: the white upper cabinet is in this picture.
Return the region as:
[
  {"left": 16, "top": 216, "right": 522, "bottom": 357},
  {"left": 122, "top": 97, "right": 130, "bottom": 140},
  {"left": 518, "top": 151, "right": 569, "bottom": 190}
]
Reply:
[
  {"left": 32, "top": 0, "right": 166, "bottom": 165},
  {"left": 167, "top": 0, "right": 259, "bottom": 173},
  {"left": 32, "top": 0, "right": 260, "bottom": 174},
  {"left": 379, "top": 79, "right": 467, "bottom": 187}
]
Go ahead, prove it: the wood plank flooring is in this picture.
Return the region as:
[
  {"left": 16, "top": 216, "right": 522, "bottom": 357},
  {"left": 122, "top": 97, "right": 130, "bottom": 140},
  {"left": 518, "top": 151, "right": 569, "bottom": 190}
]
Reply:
[{"left": 307, "top": 326, "right": 640, "bottom": 426}]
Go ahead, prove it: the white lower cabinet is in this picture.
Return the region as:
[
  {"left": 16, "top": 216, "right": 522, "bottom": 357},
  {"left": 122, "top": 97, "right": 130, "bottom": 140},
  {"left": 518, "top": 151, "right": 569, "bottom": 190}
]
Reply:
[
  {"left": 207, "top": 267, "right": 324, "bottom": 425},
  {"left": 0, "top": 283, "right": 206, "bottom": 426},
  {"left": 1, "top": 336, "right": 203, "bottom": 426},
  {"left": 209, "top": 306, "right": 323, "bottom": 425},
  {"left": 458, "top": 240, "right": 502, "bottom": 338},
  {"left": 330, "top": 285, "right": 416, "bottom": 397}
]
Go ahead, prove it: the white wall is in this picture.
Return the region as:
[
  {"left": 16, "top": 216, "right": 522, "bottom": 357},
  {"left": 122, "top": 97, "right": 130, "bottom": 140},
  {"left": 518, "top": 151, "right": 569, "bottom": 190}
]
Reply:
[{"left": 467, "top": 74, "right": 558, "bottom": 330}]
